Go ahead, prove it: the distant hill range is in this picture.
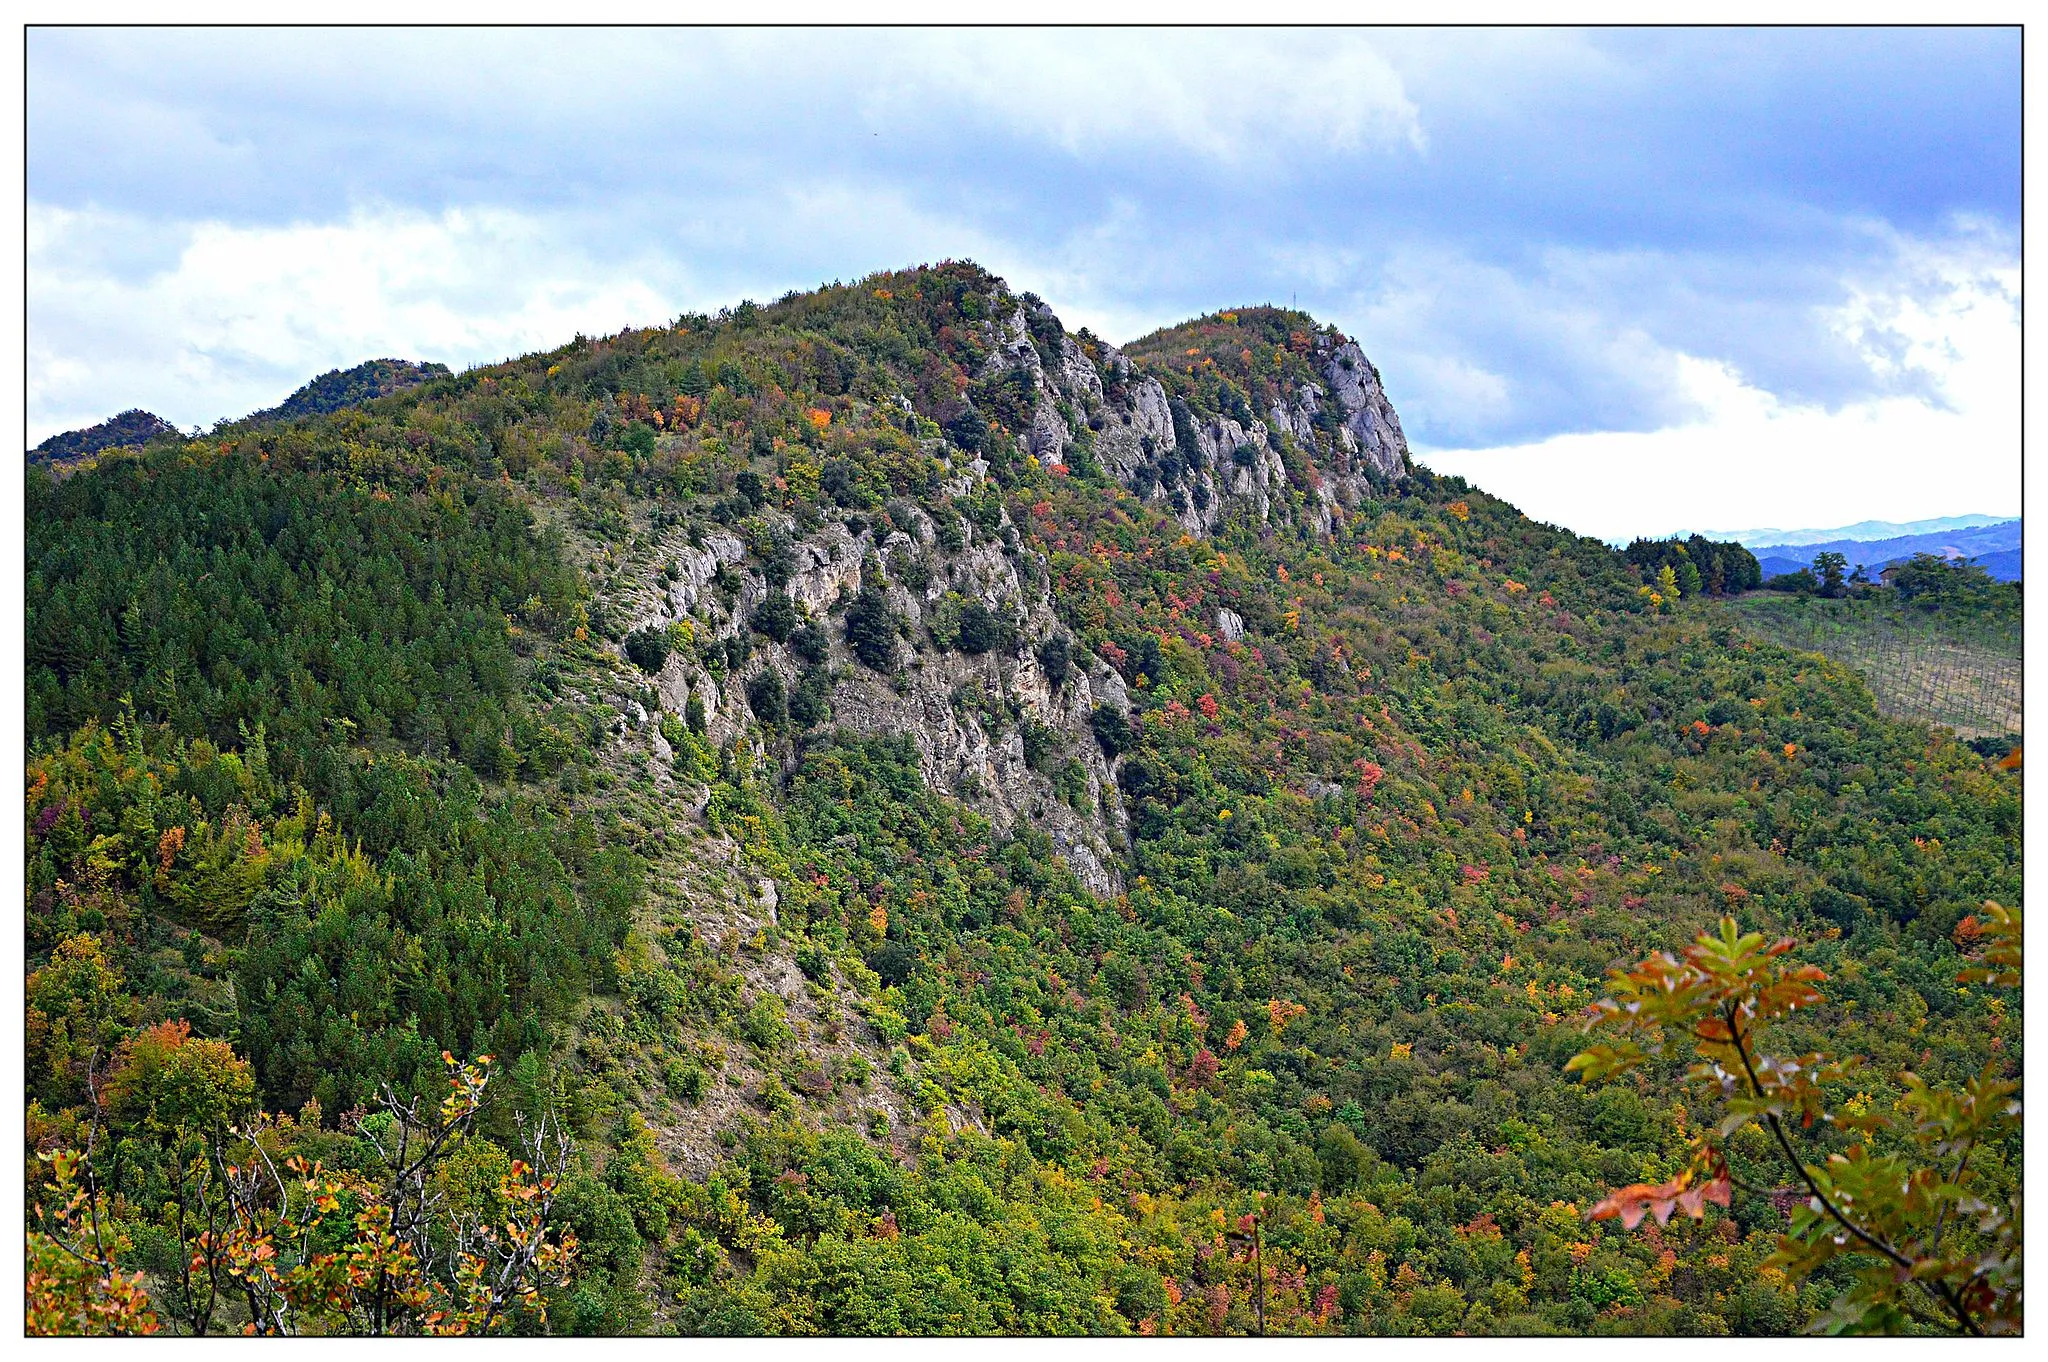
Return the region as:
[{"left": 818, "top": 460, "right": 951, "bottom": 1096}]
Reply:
[
  {"left": 27, "top": 357, "right": 451, "bottom": 466},
  {"left": 1710, "top": 513, "right": 2012, "bottom": 549},
  {"left": 1738, "top": 517, "right": 2022, "bottom": 583},
  {"left": 28, "top": 408, "right": 180, "bottom": 465}
]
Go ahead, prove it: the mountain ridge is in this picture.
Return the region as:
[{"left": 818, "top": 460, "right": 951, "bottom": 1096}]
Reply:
[
  {"left": 24, "top": 258, "right": 2020, "bottom": 1337},
  {"left": 26, "top": 356, "right": 452, "bottom": 467},
  {"left": 1699, "top": 513, "right": 2014, "bottom": 547}
]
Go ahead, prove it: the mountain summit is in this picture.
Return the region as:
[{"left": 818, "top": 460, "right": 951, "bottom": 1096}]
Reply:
[
  {"left": 249, "top": 356, "right": 452, "bottom": 421},
  {"left": 27, "top": 407, "right": 178, "bottom": 464}
]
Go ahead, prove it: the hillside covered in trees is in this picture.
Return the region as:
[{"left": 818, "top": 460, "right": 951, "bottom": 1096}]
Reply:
[
  {"left": 248, "top": 357, "right": 454, "bottom": 422},
  {"left": 28, "top": 408, "right": 179, "bottom": 465},
  {"left": 25, "top": 262, "right": 2020, "bottom": 1336}
]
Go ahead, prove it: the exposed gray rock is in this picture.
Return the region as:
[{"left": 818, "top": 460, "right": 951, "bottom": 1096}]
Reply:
[
  {"left": 787, "top": 525, "right": 866, "bottom": 615},
  {"left": 1027, "top": 401, "right": 1071, "bottom": 464},
  {"left": 989, "top": 306, "right": 1046, "bottom": 383},
  {"left": 655, "top": 653, "right": 694, "bottom": 714},
  {"left": 1047, "top": 334, "right": 1105, "bottom": 408},
  {"left": 662, "top": 530, "right": 746, "bottom": 615},
  {"left": 1094, "top": 667, "right": 1130, "bottom": 714},
  {"left": 1092, "top": 373, "right": 1175, "bottom": 481},
  {"left": 607, "top": 283, "right": 1416, "bottom": 911},
  {"left": 1268, "top": 382, "right": 1325, "bottom": 450},
  {"left": 1322, "top": 340, "right": 1409, "bottom": 481}
]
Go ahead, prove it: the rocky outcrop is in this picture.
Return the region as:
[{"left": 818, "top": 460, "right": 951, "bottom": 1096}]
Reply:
[
  {"left": 1321, "top": 340, "right": 1409, "bottom": 482},
  {"left": 663, "top": 529, "right": 748, "bottom": 616},
  {"left": 608, "top": 273, "right": 1413, "bottom": 904},
  {"left": 979, "top": 294, "right": 1406, "bottom": 542},
  {"left": 1087, "top": 372, "right": 1176, "bottom": 484},
  {"left": 620, "top": 494, "right": 1128, "bottom": 899}
]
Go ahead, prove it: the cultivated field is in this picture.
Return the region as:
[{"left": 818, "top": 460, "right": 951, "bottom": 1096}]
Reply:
[{"left": 1723, "top": 594, "right": 2022, "bottom": 741}]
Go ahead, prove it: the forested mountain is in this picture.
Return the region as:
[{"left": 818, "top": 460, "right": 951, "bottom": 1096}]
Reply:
[
  {"left": 25, "top": 262, "right": 2020, "bottom": 1337},
  {"left": 28, "top": 361, "right": 450, "bottom": 473},
  {"left": 248, "top": 357, "right": 453, "bottom": 421},
  {"left": 28, "top": 408, "right": 179, "bottom": 465}
]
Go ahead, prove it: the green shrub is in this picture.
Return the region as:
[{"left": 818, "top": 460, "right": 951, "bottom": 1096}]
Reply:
[
  {"left": 790, "top": 621, "right": 830, "bottom": 664},
  {"left": 789, "top": 666, "right": 832, "bottom": 729},
  {"left": 1090, "top": 703, "right": 1135, "bottom": 756},
  {"left": 739, "top": 995, "right": 793, "bottom": 1050},
  {"left": 665, "top": 1059, "right": 707, "bottom": 1104},
  {"left": 624, "top": 624, "right": 670, "bottom": 673},
  {"left": 844, "top": 586, "right": 898, "bottom": 671},
  {"left": 745, "top": 669, "right": 786, "bottom": 727},
  {"left": 1036, "top": 634, "right": 1071, "bottom": 688},
  {"left": 956, "top": 602, "right": 1014, "bottom": 655},
  {"left": 750, "top": 591, "right": 800, "bottom": 642}
]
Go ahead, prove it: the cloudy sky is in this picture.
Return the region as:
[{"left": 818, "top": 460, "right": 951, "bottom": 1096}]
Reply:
[{"left": 27, "top": 26, "right": 2019, "bottom": 540}]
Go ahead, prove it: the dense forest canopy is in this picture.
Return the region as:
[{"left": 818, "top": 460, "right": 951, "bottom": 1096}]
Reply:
[{"left": 26, "top": 260, "right": 2020, "bottom": 1337}]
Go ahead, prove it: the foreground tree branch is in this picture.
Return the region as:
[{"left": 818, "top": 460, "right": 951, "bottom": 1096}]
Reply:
[{"left": 1568, "top": 906, "right": 2022, "bottom": 1336}]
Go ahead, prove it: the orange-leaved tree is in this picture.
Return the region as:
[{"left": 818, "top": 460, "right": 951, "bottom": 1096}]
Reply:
[
  {"left": 26, "top": 1147, "right": 160, "bottom": 1336},
  {"left": 27, "top": 1052, "right": 577, "bottom": 1336},
  {"left": 1568, "top": 904, "right": 2020, "bottom": 1335}
]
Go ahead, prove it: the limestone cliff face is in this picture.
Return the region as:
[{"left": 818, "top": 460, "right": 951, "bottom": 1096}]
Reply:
[
  {"left": 630, "top": 497, "right": 1128, "bottom": 900},
  {"left": 978, "top": 290, "right": 1407, "bottom": 542},
  {"left": 608, "top": 270, "right": 1411, "bottom": 904},
  {"left": 1320, "top": 339, "right": 1410, "bottom": 481}
]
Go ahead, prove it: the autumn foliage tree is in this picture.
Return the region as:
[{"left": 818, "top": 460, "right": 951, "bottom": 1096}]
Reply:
[
  {"left": 27, "top": 1053, "right": 577, "bottom": 1337},
  {"left": 1569, "top": 908, "right": 2022, "bottom": 1335},
  {"left": 26, "top": 1148, "right": 160, "bottom": 1336}
]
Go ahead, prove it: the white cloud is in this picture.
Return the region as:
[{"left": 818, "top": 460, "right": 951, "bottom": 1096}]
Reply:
[
  {"left": 1401, "top": 353, "right": 1514, "bottom": 429},
  {"left": 1827, "top": 221, "right": 2019, "bottom": 415},
  {"left": 1294, "top": 240, "right": 1719, "bottom": 448},
  {"left": 1416, "top": 240, "right": 2020, "bottom": 541},
  {"left": 29, "top": 27, "right": 1425, "bottom": 218},
  {"left": 886, "top": 29, "right": 1424, "bottom": 165},
  {"left": 27, "top": 203, "right": 684, "bottom": 440},
  {"left": 23, "top": 186, "right": 1239, "bottom": 442}
]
